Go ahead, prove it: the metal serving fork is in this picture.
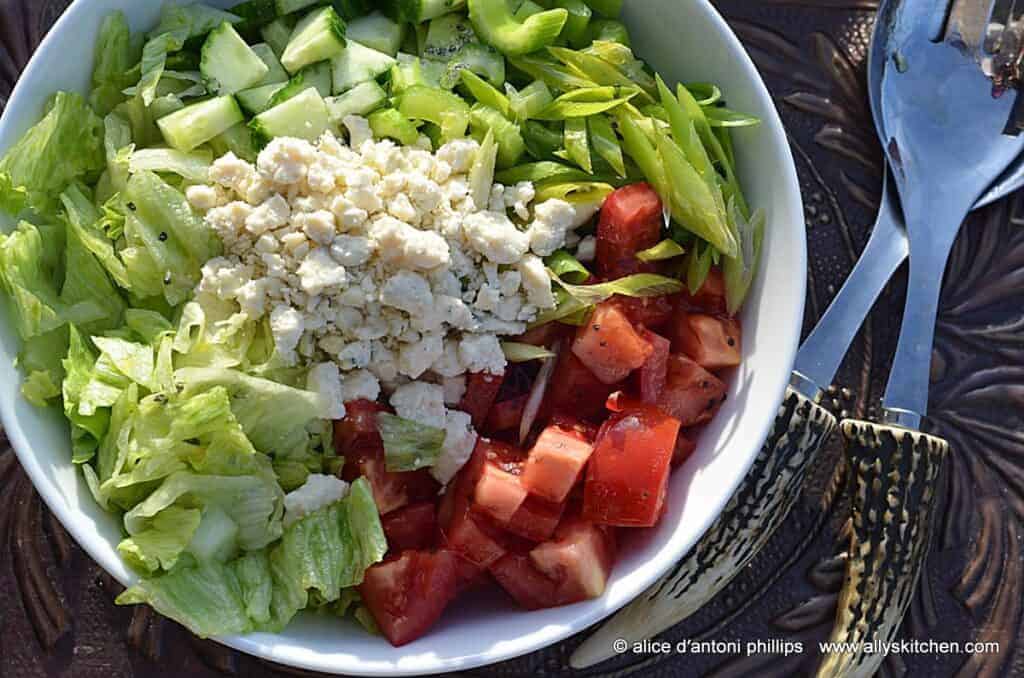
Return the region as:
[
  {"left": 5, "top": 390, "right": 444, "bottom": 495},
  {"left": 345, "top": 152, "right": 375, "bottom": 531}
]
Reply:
[{"left": 819, "top": 1, "right": 1024, "bottom": 675}]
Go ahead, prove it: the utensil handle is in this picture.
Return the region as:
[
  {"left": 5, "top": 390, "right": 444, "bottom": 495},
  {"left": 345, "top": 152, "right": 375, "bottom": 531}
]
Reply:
[
  {"left": 570, "top": 385, "right": 837, "bottom": 669},
  {"left": 816, "top": 419, "right": 948, "bottom": 678}
]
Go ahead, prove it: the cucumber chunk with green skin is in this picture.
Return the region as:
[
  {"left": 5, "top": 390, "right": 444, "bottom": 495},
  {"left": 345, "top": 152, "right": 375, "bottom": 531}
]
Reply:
[
  {"left": 275, "top": 0, "right": 320, "bottom": 14},
  {"left": 346, "top": 12, "right": 406, "bottom": 57},
  {"left": 332, "top": 41, "right": 396, "bottom": 93},
  {"left": 210, "top": 121, "right": 260, "bottom": 162},
  {"left": 157, "top": 96, "right": 245, "bottom": 152},
  {"left": 422, "top": 14, "right": 477, "bottom": 61},
  {"left": 332, "top": 0, "right": 372, "bottom": 20},
  {"left": 469, "top": 0, "right": 568, "bottom": 56},
  {"left": 250, "top": 87, "right": 329, "bottom": 143},
  {"left": 326, "top": 80, "right": 388, "bottom": 122},
  {"left": 469, "top": 103, "right": 525, "bottom": 168},
  {"left": 396, "top": 85, "right": 470, "bottom": 140},
  {"left": 584, "top": 0, "right": 622, "bottom": 17},
  {"left": 553, "top": 0, "right": 591, "bottom": 48},
  {"left": 201, "top": 23, "right": 270, "bottom": 94},
  {"left": 261, "top": 17, "right": 296, "bottom": 56},
  {"left": 237, "top": 82, "right": 288, "bottom": 114},
  {"left": 251, "top": 43, "right": 290, "bottom": 85},
  {"left": 390, "top": 54, "right": 444, "bottom": 94},
  {"left": 368, "top": 108, "right": 421, "bottom": 145},
  {"left": 442, "top": 43, "right": 506, "bottom": 88},
  {"left": 230, "top": 0, "right": 278, "bottom": 34},
  {"left": 281, "top": 7, "right": 347, "bottom": 74},
  {"left": 267, "top": 60, "right": 332, "bottom": 108},
  {"left": 390, "top": 0, "right": 468, "bottom": 24},
  {"left": 585, "top": 18, "right": 629, "bottom": 46}
]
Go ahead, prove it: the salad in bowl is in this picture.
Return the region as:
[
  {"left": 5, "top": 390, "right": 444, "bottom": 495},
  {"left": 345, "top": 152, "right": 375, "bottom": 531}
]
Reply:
[{"left": 0, "top": 0, "right": 771, "bottom": 655}]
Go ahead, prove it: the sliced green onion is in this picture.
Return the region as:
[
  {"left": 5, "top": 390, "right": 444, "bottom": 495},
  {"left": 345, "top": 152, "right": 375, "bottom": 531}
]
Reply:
[
  {"left": 377, "top": 413, "right": 445, "bottom": 472},
  {"left": 508, "top": 54, "right": 596, "bottom": 92},
  {"left": 460, "top": 70, "right": 511, "bottom": 118},
  {"left": 703, "top": 106, "right": 761, "bottom": 128},
  {"left": 547, "top": 47, "right": 651, "bottom": 102},
  {"left": 508, "top": 80, "right": 554, "bottom": 122},
  {"left": 469, "top": 128, "right": 498, "bottom": 212},
  {"left": 550, "top": 270, "right": 684, "bottom": 305},
  {"left": 686, "top": 82, "right": 722, "bottom": 106},
  {"left": 522, "top": 120, "right": 563, "bottom": 159},
  {"left": 546, "top": 249, "right": 591, "bottom": 283},
  {"left": 563, "top": 117, "right": 592, "bottom": 172},
  {"left": 535, "top": 181, "right": 613, "bottom": 204},
  {"left": 496, "top": 160, "right": 596, "bottom": 184},
  {"left": 637, "top": 239, "right": 686, "bottom": 262},
  {"left": 686, "top": 243, "right": 714, "bottom": 295},
  {"left": 534, "top": 86, "right": 636, "bottom": 120},
  {"left": 581, "top": 40, "right": 656, "bottom": 94},
  {"left": 587, "top": 114, "right": 624, "bottom": 177},
  {"left": 529, "top": 292, "right": 591, "bottom": 328},
  {"left": 723, "top": 203, "right": 765, "bottom": 315},
  {"left": 502, "top": 342, "right": 558, "bottom": 362}
]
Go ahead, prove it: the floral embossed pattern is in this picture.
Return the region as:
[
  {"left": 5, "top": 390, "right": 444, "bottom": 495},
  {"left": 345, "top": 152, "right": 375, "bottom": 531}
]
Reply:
[{"left": 0, "top": 1, "right": 1022, "bottom": 676}]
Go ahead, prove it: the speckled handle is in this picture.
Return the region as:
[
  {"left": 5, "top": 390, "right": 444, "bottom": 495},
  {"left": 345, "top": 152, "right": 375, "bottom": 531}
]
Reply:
[
  {"left": 816, "top": 420, "right": 948, "bottom": 678},
  {"left": 570, "top": 385, "right": 838, "bottom": 669}
]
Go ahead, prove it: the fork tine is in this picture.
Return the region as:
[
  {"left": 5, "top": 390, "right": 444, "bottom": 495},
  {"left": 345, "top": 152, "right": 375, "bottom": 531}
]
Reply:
[{"left": 945, "top": 0, "right": 996, "bottom": 51}]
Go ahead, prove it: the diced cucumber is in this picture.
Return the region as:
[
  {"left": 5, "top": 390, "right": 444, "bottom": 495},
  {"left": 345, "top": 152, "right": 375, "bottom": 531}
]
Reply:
[
  {"left": 237, "top": 82, "right": 288, "bottom": 114},
  {"left": 333, "top": 0, "right": 372, "bottom": 20},
  {"left": 230, "top": 0, "right": 278, "bottom": 34},
  {"left": 422, "top": 13, "right": 477, "bottom": 61},
  {"left": 251, "top": 43, "right": 290, "bottom": 84},
  {"left": 469, "top": 103, "right": 525, "bottom": 168},
  {"left": 368, "top": 108, "right": 421, "bottom": 145},
  {"left": 584, "top": 0, "right": 622, "bottom": 18},
  {"left": 396, "top": 85, "right": 470, "bottom": 140},
  {"left": 267, "top": 60, "right": 333, "bottom": 108},
  {"left": 276, "top": 0, "right": 319, "bottom": 14},
  {"left": 420, "top": 122, "right": 444, "bottom": 150},
  {"left": 326, "top": 80, "right": 388, "bottom": 122},
  {"left": 585, "top": 18, "right": 629, "bottom": 46},
  {"left": 553, "top": 0, "right": 591, "bottom": 48},
  {"left": 332, "top": 41, "right": 396, "bottom": 93},
  {"left": 261, "top": 17, "right": 297, "bottom": 56},
  {"left": 414, "top": 22, "right": 429, "bottom": 54},
  {"left": 508, "top": 79, "right": 552, "bottom": 121},
  {"left": 201, "top": 22, "right": 271, "bottom": 94},
  {"left": 346, "top": 12, "right": 406, "bottom": 57},
  {"left": 210, "top": 122, "right": 260, "bottom": 162},
  {"left": 157, "top": 96, "right": 245, "bottom": 152},
  {"left": 391, "top": 0, "right": 468, "bottom": 24},
  {"left": 468, "top": 0, "right": 567, "bottom": 56},
  {"left": 250, "top": 87, "right": 330, "bottom": 143},
  {"left": 281, "top": 7, "right": 347, "bottom": 74},
  {"left": 441, "top": 42, "right": 505, "bottom": 88}
]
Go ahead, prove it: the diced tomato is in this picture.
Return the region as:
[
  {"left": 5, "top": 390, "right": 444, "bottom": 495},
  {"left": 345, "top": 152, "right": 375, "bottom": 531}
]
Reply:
[
  {"left": 490, "top": 552, "right": 561, "bottom": 610},
  {"left": 335, "top": 401, "right": 439, "bottom": 515},
  {"left": 451, "top": 554, "right": 490, "bottom": 594},
  {"left": 382, "top": 502, "right": 437, "bottom": 553},
  {"left": 543, "top": 347, "right": 620, "bottom": 421},
  {"left": 530, "top": 516, "right": 616, "bottom": 603},
  {"left": 442, "top": 500, "right": 509, "bottom": 569},
  {"left": 671, "top": 314, "right": 742, "bottom": 369},
  {"left": 503, "top": 494, "right": 566, "bottom": 542},
  {"left": 549, "top": 413, "right": 599, "bottom": 442},
  {"left": 673, "top": 433, "right": 698, "bottom": 468},
  {"left": 474, "top": 463, "right": 529, "bottom": 523},
  {"left": 513, "top": 323, "right": 567, "bottom": 347},
  {"left": 359, "top": 549, "right": 458, "bottom": 647},
  {"left": 459, "top": 372, "right": 505, "bottom": 428},
  {"left": 485, "top": 395, "right": 528, "bottom": 433},
  {"left": 596, "top": 183, "right": 663, "bottom": 279},
  {"left": 656, "top": 354, "right": 728, "bottom": 427},
  {"left": 572, "top": 304, "right": 654, "bottom": 385},
  {"left": 637, "top": 329, "right": 671, "bottom": 404},
  {"left": 612, "top": 294, "right": 676, "bottom": 331},
  {"left": 583, "top": 399, "right": 681, "bottom": 527},
  {"left": 522, "top": 420, "right": 595, "bottom": 503},
  {"left": 677, "top": 268, "right": 727, "bottom": 315}
]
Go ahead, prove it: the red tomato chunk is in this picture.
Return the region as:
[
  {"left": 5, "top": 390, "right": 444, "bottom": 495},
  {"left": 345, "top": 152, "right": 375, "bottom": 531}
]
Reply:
[
  {"left": 382, "top": 502, "right": 437, "bottom": 553},
  {"left": 656, "top": 355, "right": 728, "bottom": 427},
  {"left": 596, "top": 183, "right": 663, "bottom": 279},
  {"left": 583, "top": 398, "right": 681, "bottom": 527},
  {"left": 459, "top": 372, "right": 505, "bottom": 428},
  {"left": 543, "top": 347, "right": 620, "bottom": 421},
  {"left": 522, "top": 420, "right": 595, "bottom": 504},
  {"left": 637, "top": 328, "right": 671, "bottom": 404},
  {"left": 360, "top": 549, "right": 458, "bottom": 647},
  {"left": 672, "top": 314, "right": 742, "bottom": 369},
  {"left": 474, "top": 463, "right": 529, "bottom": 523},
  {"left": 572, "top": 303, "right": 654, "bottom": 385}
]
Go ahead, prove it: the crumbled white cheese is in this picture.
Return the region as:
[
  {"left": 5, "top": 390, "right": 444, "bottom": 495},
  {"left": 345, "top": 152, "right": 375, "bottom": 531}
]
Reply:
[
  {"left": 390, "top": 381, "right": 447, "bottom": 429},
  {"left": 463, "top": 211, "right": 531, "bottom": 264},
  {"left": 432, "top": 410, "right": 478, "bottom": 485},
  {"left": 576, "top": 235, "right": 597, "bottom": 262},
  {"left": 307, "top": 362, "right": 347, "bottom": 420},
  {"left": 284, "top": 474, "right": 349, "bottom": 527},
  {"left": 442, "top": 375, "right": 467, "bottom": 405}
]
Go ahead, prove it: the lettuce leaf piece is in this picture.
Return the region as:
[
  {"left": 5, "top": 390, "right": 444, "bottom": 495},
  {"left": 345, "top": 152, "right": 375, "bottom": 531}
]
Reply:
[
  {"left": 118, "top": 505, "right": 203, "bottom": 574},
  {"left": 0, "top": 92, "right": 104, "bottom": 218},
  {"left": 62, "top": 326, "right": 112, "bottom": 462},
  {"left": 129, "top": 148, "right": 213, "bottom": 182},
  {"left": 171, "top": 302, "right": 262, "bottom": 371},
  {"left": 96, "top": 383, "right": 139, "bottom": 488},
  {"left": 60, "top": 183, "right": 133, "bottom": 292},
  {"left": 232, "top": 550, "right": 274, "bottom": 625},
  {"left": 116, "top": 558, "right": 252, "bottom": 638},
  {"left": 90, "top": 11, "right": 141, "bottom": 115},
  {"left": 21, "top": 369, "right": 61, "bottom": 407},
  {"left": 378, "top": 414, "right": 445, "bottom": 472},
  {"left": 176, "top": 367, "right": 323, "bottom": 460},
  {"left": 637, "top": 239, "right": 686, "bottom": 262},
  {"left": 92, "top": 336, "right": 156, "bottom": 390},
  {"left": 149, "top": 2, "right": 241, "bottom": 40},
  {"left": 125, "top": 309, "right": 174, "bottom": 345}
]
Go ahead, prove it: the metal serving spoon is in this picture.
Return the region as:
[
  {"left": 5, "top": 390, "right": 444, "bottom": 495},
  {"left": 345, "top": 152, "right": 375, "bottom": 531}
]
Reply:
[{"left": 571, "top": 0, "right": 1024, "bottom": 668}]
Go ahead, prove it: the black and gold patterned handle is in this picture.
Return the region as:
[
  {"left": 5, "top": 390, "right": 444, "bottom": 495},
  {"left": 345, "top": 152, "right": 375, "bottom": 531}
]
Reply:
[
  {"left": 571, "top": 385, "right": 837, "bottom": 668},
  {"left": 816, "top": 420, "right": 948, "bottom": 678}
]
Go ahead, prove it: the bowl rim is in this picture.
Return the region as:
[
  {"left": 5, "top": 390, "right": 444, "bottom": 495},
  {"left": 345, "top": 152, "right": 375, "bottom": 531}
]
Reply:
[{"left": 0, "top": 0, "right": 806, "bottom": 674}]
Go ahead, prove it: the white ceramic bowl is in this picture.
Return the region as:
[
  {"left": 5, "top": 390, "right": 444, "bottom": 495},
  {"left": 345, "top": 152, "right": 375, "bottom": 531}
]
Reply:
[{"left": 0, "top": 0, "right": 805, "bottom": 674}]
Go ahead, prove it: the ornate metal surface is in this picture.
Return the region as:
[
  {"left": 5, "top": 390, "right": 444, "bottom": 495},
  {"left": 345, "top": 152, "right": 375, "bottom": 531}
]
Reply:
[{"left": 1, "top": 1, "right": 1022, "bottom": 676}]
